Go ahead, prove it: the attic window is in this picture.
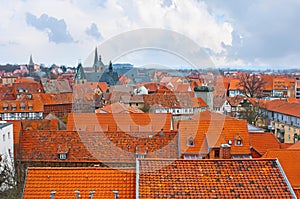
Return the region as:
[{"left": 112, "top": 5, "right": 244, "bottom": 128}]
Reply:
[
  {"left": 187, "top": 136, "right": 195, "bottom": 146},
  {"left": 235, "top": 135, "right": 243, "bottom": 146},
  {"left": 20, "top": 103, "right": 25, "bottom": 110},
  {"left": 11, "top": 104, "right": 16, "bottom": 111},
  {"left": 58, "top": 153, "right": 67, "bottom": 160},
  {"left": 28, "top": 105, "right": 33, "bottom": 110},
  {"left": 136, "top": 154, "right": 146, "bottom": 159},
  {"left": 3, "top": 103, "right": 8, "bottom": 110},
  {"left": 19, "top": 88, "right": 24, "bottom": 92}
]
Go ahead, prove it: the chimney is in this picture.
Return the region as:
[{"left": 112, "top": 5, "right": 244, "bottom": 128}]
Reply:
[{"left": 220, "top": 144, "right": 231, "bottom": 159}]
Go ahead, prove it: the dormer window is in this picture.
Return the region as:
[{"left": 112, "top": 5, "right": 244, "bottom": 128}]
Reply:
[
  {"left": 235, "top": 135, "right": 243, "bottom": 146},
  {"left": 187, "top": 136, "right": 195, "bottom": 146},
  {"left": 19, "top": 88, "right": 24, "bottom": 93},
  {"left": 58, "top": 153, "right": 67, "bottom": 160},
  {"left": 3, "top": 103, "right": 8, "bottom": 110},
  {"left": 25, "top": 89, "right": 28, "bottom": 93},
  {"left": 136, "top": 154, "right": 146, "bottom": 159},
  {"left": 20, "top": 103, "right": 25, "bottom": 110},
  {"left": 28, "top": 104, "right": 33, "bottom": 110},
  {"left": 11, "top": 104, "right": 16, "bottom": 111}
]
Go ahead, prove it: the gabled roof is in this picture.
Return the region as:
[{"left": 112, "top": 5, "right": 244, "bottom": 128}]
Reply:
[
  {"left": 263, "top": 149, "right": 300, "bottom": 189},
  {"left": 227, "top": 96, "right": 246, "bottom": 107},
  {"left": 96, "top": 102, "right": 144, "bottom": 114},
  {"left": 21, "top": 119, "right": 59, "bottom": 131},
  {"left": 23, "top": 167, "right": 135, "bottom": 198},
  {"left": 249, "top": 132, "right": 281, "bottom": 155},
  {"left": 66, "top": 113, "right": 173, "bottom": 132},
  {"left": 33, "top": 93, "right": 73, "bottom": 105},
  {"left": 143, "top": 93, "right": 203, "bottom": 109},
  {"left": 178, "top": 116, "right": 250, "bottom": 155},
  {"left": 0, "top": 99, "right": 44, "bottom": 113},
  {"left": 138, "top": 159, "right": 295, "bottom": 198},
  {"left": 288, "top": 141, "right": 300, "bottom": 149},
  {"left": 19, "top": 130, "right": 178, "bottom": 163}
]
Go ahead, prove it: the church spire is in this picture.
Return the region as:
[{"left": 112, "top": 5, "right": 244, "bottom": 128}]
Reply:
[
  {"left": 29, "top": 54, "right": 34, "bottom": 66},
  {"left": 28, "top": 54, "right": 34, "bottom": 77},
  {"left": 109, "top": 61, "right": 113, "bottom": 73},
  {"left": 93, "top": 47, "right": 99, "bottom": 72}
]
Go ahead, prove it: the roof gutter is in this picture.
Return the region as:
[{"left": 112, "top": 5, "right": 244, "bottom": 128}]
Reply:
[{"left": 276, "top": 159, "right": 297, "bottom": 199}]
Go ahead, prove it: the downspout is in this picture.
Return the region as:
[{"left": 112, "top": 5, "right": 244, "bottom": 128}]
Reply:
[
  {"left": 136, "top": 158, "right": 140, "bottom": 199},
  {"left": 21, "top": 167, "right": 29, "bottom": 198},
  {"left": 276, "top": 159, "right": 297, "bottom": 199}
]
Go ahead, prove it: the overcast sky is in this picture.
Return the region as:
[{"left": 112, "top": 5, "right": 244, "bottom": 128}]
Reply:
[{"left": 0, "top": 0, "right": 299, "bottom": 69}]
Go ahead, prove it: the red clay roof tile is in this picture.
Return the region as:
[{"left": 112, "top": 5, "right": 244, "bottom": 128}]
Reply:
[{"left": 138, "top": 158, "right": 295, "bottom": 198}]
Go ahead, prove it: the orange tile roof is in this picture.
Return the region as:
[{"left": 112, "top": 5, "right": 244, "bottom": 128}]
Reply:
[
  {"left": 261, "top": 75, "right": 274, "bottom": 91},
  {"left": 229, "top": 78, "right": 242, "bottom": 90},
  {"left": 143, "top": 93, "right": 200, "bottom": 109},
  {"left": 96, "top": 102, "right": 144, "bottom": 114},
  {"left": 263, "top": 149, "right": 300, "bottom": 189},
  {"left": 179, "top": 114, "right": 250, "bottom": 155},
  {"left": 249, "top": 132, "right": 281, "bottom": 155},
  {"left": 97, "top": 82, "right": 108, "bottom": 92},
  {"left": 0, "top": 99, "right": 44, "bottom": 113},
  {"left": 262, "top": 100, "right": 300, "bottom": 117},
  {"left": 23, "top": 167, "right": 135, "bottom": 199},
  {"left": 138, "top": 159, "right": 295, "bottom": 198},
  {"left": 288, "top": 141, "right": 300, "bottom": 149},
  {"left": 21, "top": 119, "right": 59, "bottom": 131},
  {"left": 66, "top": 113, "right": 173, "bottom": 132},
  {"left": 19, "top": 130, "right": 178, "bottom": 163},
  {"left": 33, "top": 93, "right": 73, "bottom": 105}
]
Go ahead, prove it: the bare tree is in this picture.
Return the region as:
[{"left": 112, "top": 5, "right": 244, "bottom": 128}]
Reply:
[
  {"left": 0, "top": 155, "right": 24, "bottom": 199},
  {"left": 237, "top": 73, "right": 265, "bottom": 98}
]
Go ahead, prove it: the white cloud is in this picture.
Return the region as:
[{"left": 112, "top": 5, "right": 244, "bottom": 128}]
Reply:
[{"left": 0, "top": 0, "right": 234, "bottom": 67}]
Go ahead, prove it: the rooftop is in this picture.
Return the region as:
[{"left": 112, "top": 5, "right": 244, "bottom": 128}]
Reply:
[
  {"left": 138, "top": 158, "right": 295, "bottom": 198},
  {"left": 23, "top": 167, "right": 135, "bottom": 199}
]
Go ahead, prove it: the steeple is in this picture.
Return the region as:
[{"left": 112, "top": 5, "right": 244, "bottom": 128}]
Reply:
[
  {"left": 93, "top": 47, "right": 99, "bottom": 72},
  {"left": 28, "top": 54, "right": 34, "bottom": 77},
  {"left": 29, "top": 54, "right": 34, "bottom": 66},
  {"left": 74, "top": 62, "right": 87, "bottom": 84},
  {"left": 109, "top": 61, "right": 113, "bottom": 73}
]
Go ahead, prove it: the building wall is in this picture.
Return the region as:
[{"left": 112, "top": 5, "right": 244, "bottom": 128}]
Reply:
[
  {"left": 0, "top": 121, "right": 14, "bottom": 189},
  {"left": 44, "top": 104, "right": 72, "bottom": 118}
]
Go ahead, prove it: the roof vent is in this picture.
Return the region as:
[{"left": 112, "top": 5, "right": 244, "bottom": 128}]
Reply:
[
  {"left": 50, "top": 190, "right": 56, "bottom": 199},
  {"left": 148, "top": 135, "right": 153, "bottom": 138},
  {"left": 228, "top": 140, "right": 232, "bottom": 145},
  {"left": 75, "top": 190, "right": 80, "bottom": 199}
]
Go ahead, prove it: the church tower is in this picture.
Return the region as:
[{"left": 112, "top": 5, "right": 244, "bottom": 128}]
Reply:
[
  {"left": 93, "top": 47, "right": 99, "bottom": 72},
  {"left": 28, "top": 54, "right": 34, "bottom": 77}
]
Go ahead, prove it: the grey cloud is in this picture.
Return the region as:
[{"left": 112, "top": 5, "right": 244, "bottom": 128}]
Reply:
[
  {"left": 85, "top": 23, "right": 103, "bottom": 40},
  {"left": 26, "top": 13, "right": 75, "bottom": 44},
  {"left": 204, "top": 0, "right": 300, "bottom": 65}
]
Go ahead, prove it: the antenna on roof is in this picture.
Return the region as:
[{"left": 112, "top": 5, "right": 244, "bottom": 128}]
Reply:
[{"left": 50, "top": 190, "right": 56, "bottom": 199}]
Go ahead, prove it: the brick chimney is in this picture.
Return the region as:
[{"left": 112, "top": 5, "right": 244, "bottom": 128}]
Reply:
[{"left": 220, "top": 144, "right": 231, "bottom": 159}]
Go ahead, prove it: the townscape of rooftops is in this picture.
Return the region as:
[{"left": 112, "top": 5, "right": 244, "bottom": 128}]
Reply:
[{"left": 0, "top": 50, "right": 300, "bottom": 198}]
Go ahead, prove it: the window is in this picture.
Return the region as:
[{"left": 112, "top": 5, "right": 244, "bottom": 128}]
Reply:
[
  {"left": 59, "top": 153, "right": 67, "bottom": 160},
  {"left": 214, "top": 149, "right": 220, "bottom": 158},
  {"left": 136, "top": 154, "right": 146, "bottom": 159},
  {"left": 187, "top": 136, "right": 194, "bottom": 146},
  {"left": 8, "top": 132, "right": 10, "bottom": 139},
  {"left": 136, "top": 103, "right": 138, "bottom": 106},
  {"left": 28, "top": 105, "right": 33, "bottom": 110},
  {"left": 235, "top": 135, "right": 243, "bottom": 146},
  {"left": 3, "top": 134, "right": 5, "bottom": 142}
]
